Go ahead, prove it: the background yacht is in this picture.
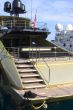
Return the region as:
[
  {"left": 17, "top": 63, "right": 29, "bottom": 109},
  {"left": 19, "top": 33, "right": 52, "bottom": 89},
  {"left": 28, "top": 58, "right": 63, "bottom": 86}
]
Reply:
[{"left": 52, "top": 23, "right": 73, "bottom": 52}]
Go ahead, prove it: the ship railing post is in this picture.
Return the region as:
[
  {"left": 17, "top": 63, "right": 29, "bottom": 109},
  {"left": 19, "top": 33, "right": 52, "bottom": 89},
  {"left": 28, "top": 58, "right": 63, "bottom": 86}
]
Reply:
[
  {"left": 31, "top": 47, "right": 33, "bottom": 62},
  {"left": 72, "top": 54, "right": 73, "bottom": 60},
  {"left": 25, "top": 21, "right": 26, "bottom": 29},
  {"left": 29, "top": 47, "right": 30, "bottom": 59},
  {"left": 36, "top": 47, "right": 37, "bottom": 62},
  {"left": 54, "top": 47, "right": 57, "bottom": 61},
  {"left": 69, "top": 52, "right": 72, "bottom": 60},
  {"left": 2, "top": 19, "right": 4, "bottom": 27},
  {"left": 11, "top": 20, "right": 13, "bottom": 29},
  {"left": 13, "top": 17, "right": 15, "bottom": 27},
  {"left": 39, "top": 47, "right": 40, "bottom": 61},
  {"left": 18, "top": 48, "right": 20, "bottom": 59}
]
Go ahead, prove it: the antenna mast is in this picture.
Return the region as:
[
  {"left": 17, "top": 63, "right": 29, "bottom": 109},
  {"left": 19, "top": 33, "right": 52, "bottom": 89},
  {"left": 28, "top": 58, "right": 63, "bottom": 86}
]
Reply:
[
  {"left": 4, "top": 0, "right": 26, "bottom": 17},
  {"left": 31, "top": 0, "right": 32, "bottom": 21}
]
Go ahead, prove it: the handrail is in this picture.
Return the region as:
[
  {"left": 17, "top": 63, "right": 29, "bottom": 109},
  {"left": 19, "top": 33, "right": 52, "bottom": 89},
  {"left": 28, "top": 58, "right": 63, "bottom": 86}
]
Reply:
[
  {"left": 35, "top": 62, "right": 50, "bottom": 85},
  {"left": 28, "top": 46, "right": 73, "bottom": 84},
  {"left": 6, "top": 47, "right": 20, "bottom": 58},
  {"left": 34, "top": 47, "right": 51, "bottom": 84},
  {"left": 6, "top": 46, "right": 73, "bottom": 60},
  {"left": 0, "top": 19, "right": 48, "bottom": 32},
  {"left": 42, "top": 58, "right": 50, "bottom": 83},
  {"left": 5, "top": 46, "right": 73, "bottom": 84}
]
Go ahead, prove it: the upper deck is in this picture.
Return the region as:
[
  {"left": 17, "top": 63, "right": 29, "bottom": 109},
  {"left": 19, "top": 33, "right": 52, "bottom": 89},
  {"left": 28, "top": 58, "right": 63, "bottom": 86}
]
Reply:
[{"left": 0, "top": 16, "right": 49, "bottom": 38}]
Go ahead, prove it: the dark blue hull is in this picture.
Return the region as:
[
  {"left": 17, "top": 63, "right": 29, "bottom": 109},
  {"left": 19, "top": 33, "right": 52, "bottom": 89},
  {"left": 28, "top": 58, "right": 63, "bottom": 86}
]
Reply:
[{"left": 0, "top": 93, "right": 73, "bottom": 110}]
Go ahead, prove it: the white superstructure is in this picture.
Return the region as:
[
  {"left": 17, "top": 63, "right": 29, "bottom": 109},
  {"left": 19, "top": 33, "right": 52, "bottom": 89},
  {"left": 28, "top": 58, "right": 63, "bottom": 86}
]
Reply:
[{"left": 53, "top": 24, "right": 73, "bottom": 51}]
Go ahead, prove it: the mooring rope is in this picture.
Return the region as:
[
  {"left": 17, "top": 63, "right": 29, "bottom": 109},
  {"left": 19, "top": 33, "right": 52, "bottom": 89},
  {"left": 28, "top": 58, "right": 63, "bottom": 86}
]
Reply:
[{"left": 32, "top": 100, "right": 47, "bottom": 110}]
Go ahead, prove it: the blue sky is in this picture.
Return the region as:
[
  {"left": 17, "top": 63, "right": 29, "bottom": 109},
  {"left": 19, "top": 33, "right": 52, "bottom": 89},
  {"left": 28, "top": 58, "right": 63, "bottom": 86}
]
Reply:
[{"left": 0, "top": 0, "right": 73, "bottom": 40}]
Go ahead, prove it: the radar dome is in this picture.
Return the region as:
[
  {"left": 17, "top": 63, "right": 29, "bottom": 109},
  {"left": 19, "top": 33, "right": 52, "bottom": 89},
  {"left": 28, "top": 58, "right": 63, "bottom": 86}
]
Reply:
[
  {"left": 55, "top": 24, "right": 63, "bottom": 32},
  {"left": 65, "top": 24, "right": 73, "bottom": 31}
]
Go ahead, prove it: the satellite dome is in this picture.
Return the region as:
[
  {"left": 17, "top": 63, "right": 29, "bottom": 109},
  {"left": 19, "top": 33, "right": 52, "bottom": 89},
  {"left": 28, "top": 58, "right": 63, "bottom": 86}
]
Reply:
[
  {"left": 55, "top": 24, "right": 63, "bottom": 32},
  {"left": 65, "top": 24, "right": 73, "bottom": 31}
]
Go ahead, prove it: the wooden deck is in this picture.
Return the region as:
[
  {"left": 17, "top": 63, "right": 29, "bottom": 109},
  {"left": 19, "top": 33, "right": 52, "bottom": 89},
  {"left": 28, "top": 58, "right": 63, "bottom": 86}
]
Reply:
[{"left": 14, "top": 83, "right": 73, "bottom": 103}]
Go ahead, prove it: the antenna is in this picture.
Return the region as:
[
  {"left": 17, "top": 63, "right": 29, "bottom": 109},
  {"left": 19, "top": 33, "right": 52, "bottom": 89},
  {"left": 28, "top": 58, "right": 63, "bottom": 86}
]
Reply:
[
  {"left": 31, "top": 0, "right": 32, "bottom": 21},
  {"left": 4, "top": 0, "right": 26, "bottom": 17}
]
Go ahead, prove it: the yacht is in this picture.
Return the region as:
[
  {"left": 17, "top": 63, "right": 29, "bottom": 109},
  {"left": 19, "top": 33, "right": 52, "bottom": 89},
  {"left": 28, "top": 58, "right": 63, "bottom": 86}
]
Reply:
[
  {"left": 52, "top": 23, "right": 73, "bottom": 52},
  {"left": 0, "top": 1, "right": 73, "bottom": 110}
]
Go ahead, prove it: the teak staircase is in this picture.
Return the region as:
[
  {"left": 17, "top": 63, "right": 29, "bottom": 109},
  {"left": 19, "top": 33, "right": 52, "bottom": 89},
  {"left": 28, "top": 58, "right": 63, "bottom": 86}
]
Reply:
[{"left": 15, "top": 58, "right": 46, "bottom": 89}]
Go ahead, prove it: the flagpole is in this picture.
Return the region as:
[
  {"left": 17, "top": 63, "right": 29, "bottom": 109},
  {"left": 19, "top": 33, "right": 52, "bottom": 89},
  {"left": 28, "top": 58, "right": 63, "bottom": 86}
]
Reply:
[{"left": 34, "top": 10, "right": 37, "bottom": 31}]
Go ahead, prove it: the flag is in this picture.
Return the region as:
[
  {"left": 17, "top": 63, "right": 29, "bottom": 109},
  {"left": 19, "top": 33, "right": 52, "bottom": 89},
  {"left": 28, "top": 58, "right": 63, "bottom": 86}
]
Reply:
[{"left": 33, "top": 14, "right": 36, "bottom": 31}]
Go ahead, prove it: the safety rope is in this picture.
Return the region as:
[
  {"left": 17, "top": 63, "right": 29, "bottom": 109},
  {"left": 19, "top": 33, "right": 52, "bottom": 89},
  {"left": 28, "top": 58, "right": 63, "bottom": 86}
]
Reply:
[{"left": 32, "top": 100, "right": 46, "bottom": 110}]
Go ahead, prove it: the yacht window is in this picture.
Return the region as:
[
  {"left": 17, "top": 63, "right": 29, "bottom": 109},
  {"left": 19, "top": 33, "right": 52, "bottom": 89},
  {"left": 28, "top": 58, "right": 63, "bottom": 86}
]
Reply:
[
  {"left": 70, "top": 44, "right": 72, "bottom": 48},
  {"left": 70, "top": 36, "right": 73, "bottom": 38},
  {"left": 63, "top": 43, "right": 66, "bottom": 47}
]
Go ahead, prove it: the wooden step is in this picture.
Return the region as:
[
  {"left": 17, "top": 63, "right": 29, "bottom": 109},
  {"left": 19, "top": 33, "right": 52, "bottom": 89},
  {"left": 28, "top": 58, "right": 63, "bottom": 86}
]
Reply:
[
  {"left": 18, "top": 69, "right": 37, "bottom": 73},
  {"left": 15, "top": 59, "right": 31, "bottom": 64},
  {"left": 23, "top": 83, "right": 46, "bottom": 89},
  {"left": 20, "top": 73, "right": 40, "bottom": 78},
  {"left": 22, "top": 78, "right": 43, "bottom": 83},
  {"left": 16, "top": 64, "right": 33, "bottom": 68},
  {"left": 14, "top": 58, "right": 46, "bottom": 89}
]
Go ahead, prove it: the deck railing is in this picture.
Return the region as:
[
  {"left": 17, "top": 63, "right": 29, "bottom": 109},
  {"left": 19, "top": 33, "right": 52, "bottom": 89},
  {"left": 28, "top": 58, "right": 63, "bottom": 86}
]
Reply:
[
  {"left": 6, "top": 47, "right": 20, "bottom": 58},
  {"left": 6, "top": 46, "right": 73, "bottom": 84},
  {"left": 6, "top": 46, "right": 73, "bottom": 61},
  {"left": 0, "top": 19, "right": 48, "bottom": 32}
]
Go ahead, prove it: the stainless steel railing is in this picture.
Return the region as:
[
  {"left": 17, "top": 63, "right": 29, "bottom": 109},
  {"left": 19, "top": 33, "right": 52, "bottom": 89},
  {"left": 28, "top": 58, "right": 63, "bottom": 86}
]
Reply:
[
  {"left": 35, "top": 57, "right": 51, "bottom": 85},
  {"left": 6, "top": 46, "right": 73, "bottom": 85},
  {"left": 28, "top": 47, "right": 73, "bottom": 61},
  {"left": 6, "top": 47, "right": 20, "bottom": 58},
  {"left": 0, "top": 19, "right": 48, "bottom": 32},
  {"left": 6, "top": 46, "right": 73, "bottom": 60}
]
